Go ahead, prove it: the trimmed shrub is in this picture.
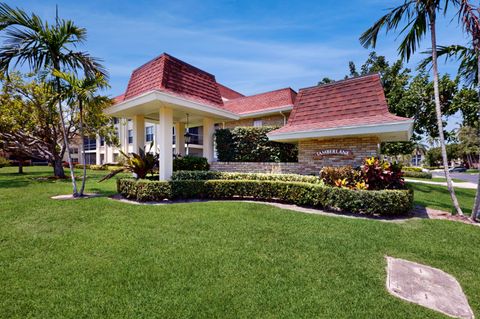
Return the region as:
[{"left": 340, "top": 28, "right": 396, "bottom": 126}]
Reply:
[
  {"left": 117, "top": 178, "right": 171, "bottom": 201},
  {"left": 173, "top": 155, "right": 209, "bottom": 171},
  {"left": 402, "top": 166, "right": 423, "bottom": 172},
  {"left": 319, "top": 166, "right": 362, "bottom": 188},
  {"left": 0, "top": 156, "right": 10, "bottom": 168},
  {"left": 172, "top": 170, "right": 322, "bottom": 184},
  {"left": 215, "top": 126, "right": 298, "bottom": 162},
  {"left": 116, "top": 178, "right": 414, "bottom": 216},
  {"left": 403, "top": 171, "right": 432, "bottom": 179}
]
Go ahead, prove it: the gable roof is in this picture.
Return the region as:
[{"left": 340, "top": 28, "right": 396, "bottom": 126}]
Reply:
[
  {"left": 122, "top": 53, "right": 224, "bottom": 107},
  {"left": 223, "top": 88, "right": 297, "bottom": 115},
  {"left": 268, "top": 74, "right": 412, "bottom": 138},
  {"left": 217, "top": 83, "right": 244, "bottom": 100}
]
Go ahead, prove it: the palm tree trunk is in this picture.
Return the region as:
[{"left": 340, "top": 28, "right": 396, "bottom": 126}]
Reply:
[
  {"left": 429, "top": 13, "right": 464, "bottom": 216},
  {"left": 55, "top": 76, "right": 78, "bottom": 196},
  {"left": 79, "top": 102, "right": 87, "bottom": 196},
  {"left": 471, "top": 54, "right": 480, "bottom": 221}
]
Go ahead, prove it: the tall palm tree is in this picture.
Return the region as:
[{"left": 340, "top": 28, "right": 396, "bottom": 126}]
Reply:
[
  {"left": 54, "top": 70, "right": 109, "bottom": 196},
  {"left": 454, "top": 0, "right": 479, "bottom": 220},
  {"left": 360, "top": 0, "right": 464, "bottom": 216},
  {"left": 0, "top": 3, "right": 107, "bottom": 196}
]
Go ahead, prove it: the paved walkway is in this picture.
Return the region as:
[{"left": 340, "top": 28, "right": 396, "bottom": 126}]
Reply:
[{"left": 405, "top": 178, "right": 477, "bottom": 189}]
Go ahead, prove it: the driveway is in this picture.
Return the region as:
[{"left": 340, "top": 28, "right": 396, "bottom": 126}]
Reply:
[{"left": 432, "top": 171, "right": 479, "bottom": 184}]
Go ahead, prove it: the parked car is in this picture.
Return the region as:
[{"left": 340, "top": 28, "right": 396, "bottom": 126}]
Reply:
[{"left": 449, "top": 166, "right": 467, "bottom": 173}]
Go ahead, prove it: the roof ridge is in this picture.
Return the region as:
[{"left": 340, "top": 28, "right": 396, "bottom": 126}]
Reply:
[
  {"left": 226, "top": 87, "right": 297, "bottom": 102},
  {"left": 299, "top": 73, "right": 381, "bottom": 92}
]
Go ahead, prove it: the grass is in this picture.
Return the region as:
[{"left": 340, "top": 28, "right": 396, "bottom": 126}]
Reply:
[{"left": 0, "top": 166, "right": 479, "bottom": 318}]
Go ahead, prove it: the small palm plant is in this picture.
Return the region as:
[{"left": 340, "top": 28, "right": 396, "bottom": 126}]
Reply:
[{"left": 99, "top": 143, "right": 158, "bottom": 181}]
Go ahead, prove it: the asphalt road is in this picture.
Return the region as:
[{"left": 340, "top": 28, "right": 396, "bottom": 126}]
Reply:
[{"left": 432, "top": 171, "right": 479, "bottom": 184}]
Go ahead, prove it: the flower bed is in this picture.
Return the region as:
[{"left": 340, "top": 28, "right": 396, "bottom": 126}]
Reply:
[{"left": 117, "top": 178, "right": 413, "bottom": 216}]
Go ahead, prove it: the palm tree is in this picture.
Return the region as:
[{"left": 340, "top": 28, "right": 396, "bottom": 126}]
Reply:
[
  {"left": 0, "top": 3, "right": 107, "bottom": 196},
  {"left": 454, "top": 0, "right": 479, "bottom": 220},
  {"left": 54, "top": 70, "right": 109, "bottom": 196},
  {"left": 360, "top": 0, "right": 464, "bottom": 216}
]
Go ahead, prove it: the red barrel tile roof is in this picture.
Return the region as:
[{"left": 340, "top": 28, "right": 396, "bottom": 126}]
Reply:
[
  {"left": 122, "top": 53, "right": 224, "bottom": 107},
  {"left": 269, "top": 74, "right": 411, "bottom": 135},
  {"left": 223, "top": 88, "right": 297, "bottom": 115}
]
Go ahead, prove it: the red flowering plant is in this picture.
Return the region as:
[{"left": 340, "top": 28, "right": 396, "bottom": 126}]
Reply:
[{"left": 362, "top": 157, "right": 404, "bottom": 190}]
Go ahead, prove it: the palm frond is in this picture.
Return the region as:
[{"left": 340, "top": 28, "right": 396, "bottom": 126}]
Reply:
[{"left": 359, "top": 1, "right": 415, "bottom": 49}]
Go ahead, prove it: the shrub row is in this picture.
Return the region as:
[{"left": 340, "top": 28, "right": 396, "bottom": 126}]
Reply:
[
  {"left": 215, "top": 126, "right": 298, "bottom": 162},
  {"left": 171, "top": 170, "right": 322, "bottom": 184},
  {"left": 403, "top": 171, "right": 432, "bottom": 179},
  {"left": 402, "top": 166, "right": 423, "bottom": 172},
  {"left": 117, "top": 178, "right": 413, "bottom": 216},
  {"left": 75, "top": 164, "right": 123, "bottom": 171},
  {"left": 173, "top": 155, "right": 210, "bottom": 171}
]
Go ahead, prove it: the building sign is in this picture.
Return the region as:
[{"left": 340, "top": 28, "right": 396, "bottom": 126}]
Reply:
[{"left": 313, "top": 149, "right": 353, "bottom": 160}]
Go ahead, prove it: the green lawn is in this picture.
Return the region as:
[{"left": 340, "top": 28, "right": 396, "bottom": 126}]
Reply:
[{"left": 0, "top": 166, "right": 479, "bottom": 318}]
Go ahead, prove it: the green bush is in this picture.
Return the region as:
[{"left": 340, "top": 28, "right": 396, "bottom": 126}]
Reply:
[
  {"left": 403, "top": 171, "right": 432, "bottom": 179},
  {"left": 172, "top": 170, "right": 322, "bottom": 184},
  {"left": 173, "top": 155, "right": 210, "bottom": 171},
  {"left": 117, "top": 178, "right": 413, "bottom": 216},
  {"left": 215, "top": 126, "right": 298, "bottom": 162},
  {"left": 402, "top": 166, "right": 423, "bottom": 172},
  {"left": 0, "top": 156, "right": 10, "bottom": 168},
  {"left": 117, "top": 179, "right": 171, "bottom": 201}
]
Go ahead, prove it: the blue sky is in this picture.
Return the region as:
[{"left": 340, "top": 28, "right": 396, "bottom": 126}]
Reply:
[{"left": 13, "top": 0, "right": 469, "bottom": 100}]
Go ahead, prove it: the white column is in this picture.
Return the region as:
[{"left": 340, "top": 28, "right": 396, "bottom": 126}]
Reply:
[
  {"left": 203, "top": 117, "right": 215, "bottom": 162},
  {"left": 175, "top": 122, "right": 186, "bottom": 156},
  {"left": 158, "top": 106, "right": 173, "bottom": 180},
  {"left": 132, "top": 114, "right": 145, "bottom": 153},
  {"left": 95, "top": 136, "right": 101, "bottom": 165}
]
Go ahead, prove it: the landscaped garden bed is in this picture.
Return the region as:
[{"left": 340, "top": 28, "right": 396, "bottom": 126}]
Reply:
[{"left": 117, "top": 174, "right": 413, "bottom": 216}]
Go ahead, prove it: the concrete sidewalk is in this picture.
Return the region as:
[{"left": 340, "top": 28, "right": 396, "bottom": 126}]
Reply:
[{"left": 405, "top": 178, "right": 477, "bottom": 189}]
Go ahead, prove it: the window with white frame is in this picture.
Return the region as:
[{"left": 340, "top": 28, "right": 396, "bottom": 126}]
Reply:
[
  {"left": 145, "top": 126, "right": 154, "bottom": 142},
  {"left": 128, "top": 129, "right": 133, "bottom": 144}
]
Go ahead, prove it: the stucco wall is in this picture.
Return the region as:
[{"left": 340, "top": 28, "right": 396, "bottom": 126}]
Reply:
[{"left": 211, "top": 136, "right": 380, "bottom": 175}]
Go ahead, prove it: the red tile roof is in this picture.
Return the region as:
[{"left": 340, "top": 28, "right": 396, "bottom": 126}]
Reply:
[
  {"left": 113, "top": 93, "right": 125, "bottom": 104},
  {"left": 223, "top": 88, "right": 297, "bottom": 115},
  {"left": 269, "top": 74, "right": 411, "bottom": 135},
  {"left": 122, "top": 53, "right": 224, "bottom": 107},
  {"left": 217, "top": 83, "right": 244, "bottom": 100}
]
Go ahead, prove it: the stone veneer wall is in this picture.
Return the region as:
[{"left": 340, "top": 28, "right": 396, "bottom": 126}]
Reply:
[{"left": 211, "top": 136, "right": 380, "bottom": 175}]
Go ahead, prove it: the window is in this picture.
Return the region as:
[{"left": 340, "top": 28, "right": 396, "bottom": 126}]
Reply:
[
  {"left": 100, "top": 136, "right": 105, "bottom": 146},
  {"left": 146, "top": 126, "right": 154, "bottom": 142},
  {"left": 83, "top": 138, "right": 97, "bottom": 151},
  {"left": 253, "top": 120, "right": 263, "bottom": 127},
  {"left": 128, "top": 129, "right": 133, "bottom": 144},
  {"left": 113, "top": 117, "right": 119, "bottom": 124}
]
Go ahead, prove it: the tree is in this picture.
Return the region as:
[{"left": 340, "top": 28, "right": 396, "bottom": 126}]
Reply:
[
  {"left": 0, "top": 3, "right": 107, "bottom": 197},
  {"left": 54, "top": 70, "right": 112, "bottom": 196},
  {"left": 455, "top": 0, "right": 480, "bottom": 221},
  {"left": 457, "top": 125, "right": 480, "bottom": 168},
  {"left": 0, "top": 72, "right": 73, "bottom": 177},
  {"left": 360, "top": 0, "right": 464, "bottom": 216}
]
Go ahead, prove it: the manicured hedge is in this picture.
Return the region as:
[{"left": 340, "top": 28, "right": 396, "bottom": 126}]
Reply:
[
  {"left": 403, "top": 171, "right": 432, "bottom": 179},
  {"left": 117, "top": 178, "right": 413, "bottom": 216},
  {"left": 215, "top": 126, "right": 298, "bottom": 162},
  {"left": 172, "top": 170, "right": 322, "bottom": 184},
  {"left": 173, "top": 156, "right": 210, "bottom": 171}
]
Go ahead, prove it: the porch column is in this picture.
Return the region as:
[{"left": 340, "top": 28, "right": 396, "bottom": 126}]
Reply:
[
  {"left": 132, "top": 114, "right": 145, "bottom": 153},
  {"left": 203, "top": 117, "right": 215, "bottom": 162},
  {"left": 120, "top": 118, "right": 128, "bottom": 153},
  {"left": 95, "top": 136, "right": 101, "bottom": 165},
  {"left": 158, "top": 106, "right": 173, "bottom": 180},
  {"left": 175, "top": 122, "right": 186, "bottom": 156}
]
